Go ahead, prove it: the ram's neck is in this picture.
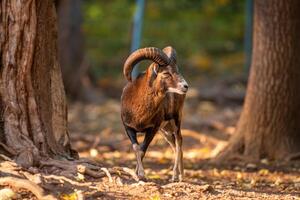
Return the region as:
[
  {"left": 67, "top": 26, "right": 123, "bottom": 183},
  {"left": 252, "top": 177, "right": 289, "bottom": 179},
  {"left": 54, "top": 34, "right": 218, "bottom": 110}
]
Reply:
[
  {"left": 121, "top": 73, "right": 165, "bottom": 130},
  {"left": 134, "top": 74, "right": 165, "bottom": 115}
]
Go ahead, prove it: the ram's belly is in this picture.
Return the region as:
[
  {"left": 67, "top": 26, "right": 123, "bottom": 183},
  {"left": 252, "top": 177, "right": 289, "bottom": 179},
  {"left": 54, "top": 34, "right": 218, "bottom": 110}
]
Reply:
[{"left": 122, "top": 109, "right": 162, "bottom": 132}]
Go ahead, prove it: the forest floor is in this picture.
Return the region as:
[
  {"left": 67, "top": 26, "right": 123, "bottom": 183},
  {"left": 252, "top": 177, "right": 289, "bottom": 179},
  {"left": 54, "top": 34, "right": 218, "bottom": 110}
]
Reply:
[{"left": 1, "top": 79, "right": 300, "bottom": 199}]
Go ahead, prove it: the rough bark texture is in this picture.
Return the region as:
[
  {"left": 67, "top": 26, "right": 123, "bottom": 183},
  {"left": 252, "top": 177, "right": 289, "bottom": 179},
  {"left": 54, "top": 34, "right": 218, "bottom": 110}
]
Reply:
[
  {"left": 0, "top": 0, "right": 76, "bottom": 167},
  {"left": 217, "top": 0, "right": 300, "bottom": 161}
]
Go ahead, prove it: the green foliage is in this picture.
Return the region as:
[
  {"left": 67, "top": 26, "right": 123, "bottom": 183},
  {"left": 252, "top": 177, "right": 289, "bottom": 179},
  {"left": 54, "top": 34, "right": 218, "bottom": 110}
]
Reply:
[{"left": 83, "top": 0, "right": 246, "bottom": 80}]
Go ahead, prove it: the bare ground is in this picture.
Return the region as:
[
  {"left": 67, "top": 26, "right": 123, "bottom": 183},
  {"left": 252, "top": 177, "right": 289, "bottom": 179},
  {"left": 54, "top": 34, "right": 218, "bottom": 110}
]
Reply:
[{"left": 1, "top": 88, "right": 300, "bottom": 199}]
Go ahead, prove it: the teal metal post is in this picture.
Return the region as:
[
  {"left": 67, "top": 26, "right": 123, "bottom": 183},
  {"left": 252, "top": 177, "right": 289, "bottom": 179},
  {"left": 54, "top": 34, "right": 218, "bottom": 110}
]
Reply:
[{"left": 131, "top": 0, "right": 145, "bottom": 79}]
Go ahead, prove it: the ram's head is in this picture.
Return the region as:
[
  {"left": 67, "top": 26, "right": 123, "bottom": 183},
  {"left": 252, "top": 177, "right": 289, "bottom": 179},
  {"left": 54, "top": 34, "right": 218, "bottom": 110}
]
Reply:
[{"left": 123, "top": 46, "right": 188, "bottom": 95}]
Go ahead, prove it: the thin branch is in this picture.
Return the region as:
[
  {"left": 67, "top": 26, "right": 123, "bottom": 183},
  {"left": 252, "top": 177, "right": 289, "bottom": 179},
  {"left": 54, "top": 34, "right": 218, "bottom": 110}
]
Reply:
[
  {"left": 0, "top": 177, "right": 56, "bottom": 200},
  {"left": 0, "top": 142, "right": 17, "bottom": 155},
  {"left": 0, "top": 154, "right": 14, "bottom": 162},
  {"left": 286, "top": 152, "right": 300, "bottom": 161},
  {"left": 119, "top": 167, "right": 139, "bottom": 181},
  {"left": 101, "top": 167, "right": 113, "bottom": 182},
  {"left": 43, "top": 174, "right": 96, "bottom": 188},
  {"left": 77, "top": 165, "right": 106, "bottom": 178}
]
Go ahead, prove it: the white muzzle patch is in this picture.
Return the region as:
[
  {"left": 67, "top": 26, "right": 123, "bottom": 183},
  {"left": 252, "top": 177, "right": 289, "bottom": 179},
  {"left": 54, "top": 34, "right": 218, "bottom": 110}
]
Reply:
[
  {"left": 178, "top": 79, "right": 188, "bottom": 88},
  {"left": 167, "top": 79, "right": 188, "bottom": 95},
  {"left": 167, "top": 87, "right": 186, "bottom": 95}
]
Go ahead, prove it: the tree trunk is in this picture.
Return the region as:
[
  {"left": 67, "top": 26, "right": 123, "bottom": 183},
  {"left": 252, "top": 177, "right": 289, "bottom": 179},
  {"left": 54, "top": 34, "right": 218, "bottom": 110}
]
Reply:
[
  {"left": 216, "top": 0, "right": 300, "bottom": 161},
  {"left": 0, "top": 0, "right": 77, "bottom": 168}
]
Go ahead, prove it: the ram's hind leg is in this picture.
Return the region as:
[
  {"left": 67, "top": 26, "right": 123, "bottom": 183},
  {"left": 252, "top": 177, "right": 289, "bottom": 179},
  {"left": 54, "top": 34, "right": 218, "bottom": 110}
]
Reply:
[
  {"left": 160, "top": 128, "right": 175, "bottom": 152},
  {"left": 124, "top": 126, "right": 145, "bottom": 180},
  {"left": 160, "top": 120, "right": 183, "bottom": 182},
  {"left": 174, "top": 128, "right": 183, "bottom": 182}
]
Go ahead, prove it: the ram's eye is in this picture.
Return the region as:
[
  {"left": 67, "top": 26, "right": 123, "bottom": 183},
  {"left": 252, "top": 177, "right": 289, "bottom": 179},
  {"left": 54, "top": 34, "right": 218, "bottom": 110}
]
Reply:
[{"left": 162, "top": 72, "right": 171, "bottom": 78}]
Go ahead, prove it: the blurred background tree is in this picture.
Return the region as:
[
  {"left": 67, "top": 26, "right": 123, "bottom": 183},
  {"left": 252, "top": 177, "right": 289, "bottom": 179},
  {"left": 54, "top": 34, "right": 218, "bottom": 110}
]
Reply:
[
  {"left": 57, "top": 0, "right": 103, "bottom": 102},
  {"left": 57, "top": 0, "right": 85, "bottom": 99}
]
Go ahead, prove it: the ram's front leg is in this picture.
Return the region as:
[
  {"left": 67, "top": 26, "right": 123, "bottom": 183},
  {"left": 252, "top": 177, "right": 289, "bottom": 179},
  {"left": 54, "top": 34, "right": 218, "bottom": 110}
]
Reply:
[
  {"left": 124, "top": 126, "right": 146, "bottom": 180},
  {"left": 133, "top": 144, "right": 146, "bottom": 179}
]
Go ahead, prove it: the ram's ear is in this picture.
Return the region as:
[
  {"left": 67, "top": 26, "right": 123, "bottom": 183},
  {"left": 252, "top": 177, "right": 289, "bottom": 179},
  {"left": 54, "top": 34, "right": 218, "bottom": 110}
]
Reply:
[
  {"left": 152, "top": 64, "right": 159, "bottom": 76},
  {"left": 163, "top": 46, "right": 177, "bottom": 65},
  {"left": 149, "top": 64, "right": 159, "bottom": 87}
]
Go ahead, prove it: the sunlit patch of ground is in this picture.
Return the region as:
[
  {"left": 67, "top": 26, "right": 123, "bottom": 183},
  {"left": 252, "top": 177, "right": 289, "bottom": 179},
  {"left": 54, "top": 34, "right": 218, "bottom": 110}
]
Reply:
[{"left": 65, "top": 98, "right": 300, "bottom": 199}]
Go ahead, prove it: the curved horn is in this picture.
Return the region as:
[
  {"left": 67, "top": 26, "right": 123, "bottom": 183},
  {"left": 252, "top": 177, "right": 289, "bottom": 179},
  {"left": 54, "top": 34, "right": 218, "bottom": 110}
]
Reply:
[
  {"left": 163, "top": 46, "right": 177, "bottom": 64},
  {"left": 123, "top": 47, "right": 170, "bottom": 82}
]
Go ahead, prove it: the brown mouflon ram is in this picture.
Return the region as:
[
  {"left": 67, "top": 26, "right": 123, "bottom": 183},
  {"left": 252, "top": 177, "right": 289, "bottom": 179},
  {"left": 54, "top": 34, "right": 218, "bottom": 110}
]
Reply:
[{"left": 121, "top": 46, "right": 188, "bottom": 182}]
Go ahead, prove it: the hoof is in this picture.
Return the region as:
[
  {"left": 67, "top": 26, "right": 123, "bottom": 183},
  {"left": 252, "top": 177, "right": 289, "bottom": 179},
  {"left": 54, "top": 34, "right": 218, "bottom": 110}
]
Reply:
[
  {"left": 171, "top": 176, "right": 179, "bottom": 182},
  {"left": 137, "top": 171, "right": 147, "bottom": 181},
  {"left": 139, "top": 176, "right": 148, "bottom": 182},
  {"left": 171, "top": 175, "right": 183, "bottom": 182},
  {"left": 138, "top": 175, "right": 148, "bottom": 182}
]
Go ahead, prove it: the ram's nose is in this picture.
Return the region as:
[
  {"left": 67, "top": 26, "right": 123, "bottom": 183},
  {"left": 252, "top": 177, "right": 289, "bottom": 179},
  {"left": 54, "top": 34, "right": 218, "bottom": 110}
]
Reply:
[
  {"left": 178, "top": 80, "right": 188, "bottom": 92},
  {"left": 181, "top": 83, "right": 188, "bottom": 93}
]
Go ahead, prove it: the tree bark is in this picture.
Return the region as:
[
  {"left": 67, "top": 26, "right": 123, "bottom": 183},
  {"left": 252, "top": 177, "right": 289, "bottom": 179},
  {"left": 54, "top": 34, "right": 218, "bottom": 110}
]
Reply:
[
  {"left": 216, "top": 0, "right": 300, "bottom": 161},
  {"left": 0, "top": 0, "right": 76, "bottom": 168}
]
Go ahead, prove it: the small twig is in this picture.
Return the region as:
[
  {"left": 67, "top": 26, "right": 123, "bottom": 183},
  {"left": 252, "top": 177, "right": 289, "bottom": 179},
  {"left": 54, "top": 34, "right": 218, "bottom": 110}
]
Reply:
[
  {"left": 101, "top": 167, "right": 113, "bottom": 182},
  {"left": 116, "top": 177, "right": 124, "bottom": 186},
  {"left": 43, "top": 174, "right": 95, "bottom": 187},
  {"left": 77, "top": 165, "right": 106, "bottom": 178},
  {"left": 21, "top": 171, "right": 42, "bottom": 185},
  {"left": 75, "top": 190, "right": 84, "bottom": 200},
  {"left": 0, "top": 160, "right": 18, "bottom": 168},
  {"left": 0, "top": 177, "right": 56, "bottom": 200},
  {"left": 0, "top": 161, "right": 23, "bottom": 177},
  {"left": 121, "top": 167, "right": 139, "bottom": 181}
]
